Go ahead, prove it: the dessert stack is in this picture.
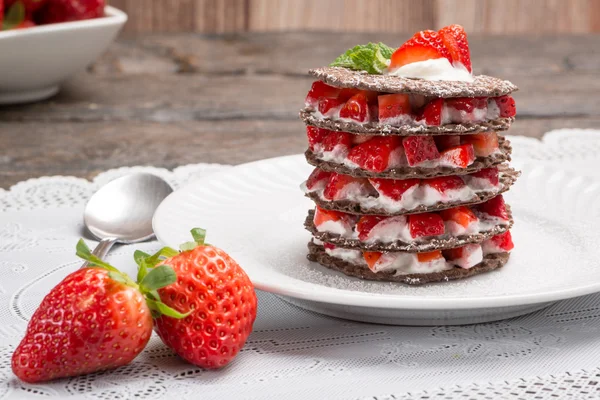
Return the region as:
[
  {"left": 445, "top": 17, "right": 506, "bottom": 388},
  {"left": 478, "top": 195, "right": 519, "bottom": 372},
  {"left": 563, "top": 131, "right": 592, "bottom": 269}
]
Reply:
[{"left": 300, "top": 25, "right": 520, "bottom": 285}]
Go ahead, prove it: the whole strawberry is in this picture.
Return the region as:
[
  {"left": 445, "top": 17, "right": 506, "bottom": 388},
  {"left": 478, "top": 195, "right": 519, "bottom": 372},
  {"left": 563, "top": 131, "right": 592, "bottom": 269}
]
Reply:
[
  {"left": 12, "top": 240, "right": 184, "bottom": 383},
  {"left": 38, "top": 0, "right": 104, "bottom": 24},
  {"left": 137, "top": 229, "right": 257, "bottom": 369}
]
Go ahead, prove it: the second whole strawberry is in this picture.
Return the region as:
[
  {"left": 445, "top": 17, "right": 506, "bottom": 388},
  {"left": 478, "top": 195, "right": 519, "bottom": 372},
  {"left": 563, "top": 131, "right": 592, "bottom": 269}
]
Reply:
[{"left": 136, "top": 229, "right": 258, "bottom": 369}]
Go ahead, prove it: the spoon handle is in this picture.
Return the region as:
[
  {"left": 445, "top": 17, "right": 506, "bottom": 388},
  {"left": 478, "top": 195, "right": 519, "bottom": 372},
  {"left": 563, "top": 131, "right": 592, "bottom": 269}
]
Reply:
[{"left": 81, "top": 237, "right": 118, "bottom": 268}]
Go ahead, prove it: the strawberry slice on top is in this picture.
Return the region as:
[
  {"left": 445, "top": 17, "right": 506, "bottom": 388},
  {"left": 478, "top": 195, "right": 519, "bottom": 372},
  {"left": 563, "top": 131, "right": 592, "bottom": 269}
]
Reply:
[
  {"left": 438, "top": 24, "right": 472, "bottom": 72},
  {"left": 389, "top": 30, "right": 452, "bottom": 70}
]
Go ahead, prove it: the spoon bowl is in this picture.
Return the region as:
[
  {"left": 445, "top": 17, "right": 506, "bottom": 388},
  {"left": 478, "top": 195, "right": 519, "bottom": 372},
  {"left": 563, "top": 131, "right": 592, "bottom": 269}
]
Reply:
[{"left": 83, "top": 173, "right": 173, "bottom": 262}]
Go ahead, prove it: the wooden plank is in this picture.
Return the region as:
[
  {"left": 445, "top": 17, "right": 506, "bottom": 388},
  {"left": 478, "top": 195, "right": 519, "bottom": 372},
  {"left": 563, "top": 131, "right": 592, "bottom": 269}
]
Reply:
[
  {"left": 247, "top": 0, "right": 436, "bottom": 33},
  {"left": 107, "top": 0, "right": 599, "bottom": 34},
  {"left": 193, "top": 0, "right": 247, "bottom": 33},
  {"left": 435, "top": 0, "right": 593, "bottom": 34}
]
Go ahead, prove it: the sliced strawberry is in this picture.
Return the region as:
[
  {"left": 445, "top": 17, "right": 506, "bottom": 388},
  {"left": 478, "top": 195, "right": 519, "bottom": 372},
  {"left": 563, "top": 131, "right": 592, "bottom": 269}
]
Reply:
[
  {"left": 352, "top": 134, "right": 374, "bottom": 145},
  {"left": 378, "top": 94, "right": 411, "bottom": 122},
  {"left": 323, "top": 242, "right": 336, "bottom": 251},
  {"left": 364, "top": 251, "right": 383, "bottom": 270},
  {"left": 369, "top": 178, "right": 420, "bottom": 201},
  {"left": 461, "top": 132, "right": 499, "bottom": 157},
  {"left": 416, "top": 250, "right": 443, "bottom": 263},
  {"left": 440, "top": 144, "right": 475, "bottom": 168},
  {"left": 445, "top": 98, "right": 475, "bottom": 113},
  {"left": 389, "top": 30, "right": 452, "bottom": 70},
  {"left": 423, "top": 175, "right": 466, "bottom": 194},
  {"left": 408, "top": 213, "right": 445, "bottom": 239},
  {"left": 306, "top": 81, "right": 340, "bottom": 106},
  {"left": 476, "top": 195, "right": 509, "bottom": 221},
  {"left": 417, "top": 98, "right": 444, "bottom": 126},
  {"left": 347, "top": 136, "right": 402, "bottom": 172},
  {"left": 306, "top": 168, "right": 332, "bottom": 191},
  {"left": 439, "top": 206, "right": 478, "bottom": 228},
  {"left": 338, "top": 88, "right": 360, "bottom": 102},
  {"left": 402, "top": 136, "right": 440, "bottom": 166},
  {"left": 314, "top": 206, "right": 348, "bottom": 226},
  {"left": 434, "top": 135, "right": 461, "bottom": 150},
  {"left": 470, "top": 167, "right": 499, "bottom": 186},
  {"left": 438, "top": 24, "right": 472, "bottom": 72},
  {"left": 489, "top": 231, "right": 514, "bottom": 251},
  {"left": 306, "top": 126, "right": 330, "bottom": 150},
  {"left": 323, "top": 173, "right": 373, "bottom": 201},
  {"left": 319, "top": 97, "right": 345, "bottom": 115},
  {"left": 494, "top": 95, "right": 517, "bottom": 117},
  {"left": 444, "top": 246, "right": 465, "bottom": 261},
  {"left": 356, "top": 216, "right": 387, "bottom": 241},
  {"left": 339, "top": 92, "right": 371, "bottom": 122},
  {"left": 320, "top": 131, "right": 352, "bottom": 153}
]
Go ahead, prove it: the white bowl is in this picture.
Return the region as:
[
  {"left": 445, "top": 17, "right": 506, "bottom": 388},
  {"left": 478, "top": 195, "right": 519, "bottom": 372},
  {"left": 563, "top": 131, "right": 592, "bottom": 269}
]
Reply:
[{"left": 0, "top": 6, "right": 127, "bottom": 104}]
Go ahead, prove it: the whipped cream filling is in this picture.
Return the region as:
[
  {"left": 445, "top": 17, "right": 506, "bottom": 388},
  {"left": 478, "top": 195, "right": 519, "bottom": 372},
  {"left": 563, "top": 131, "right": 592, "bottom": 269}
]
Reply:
[
  {"left": 314, "top": 210, "right": 507, "bottom": 245},
  {"left": 450, "top": 244, "right": 483, "bottom": 269},
  {"left": 304, "top": 173, "right": 501, "bottom": 214},
  {"left": 386, "top": 58, "right": 474, "bottom": 82},
  {"left": 319, "top": 239, "right": 510, "bottom": 276}
]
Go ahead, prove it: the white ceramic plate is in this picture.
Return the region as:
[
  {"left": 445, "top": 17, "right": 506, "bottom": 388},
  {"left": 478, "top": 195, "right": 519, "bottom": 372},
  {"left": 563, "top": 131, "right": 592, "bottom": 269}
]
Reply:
[
  {"left": 153, "top": 155, "right": 600, "bottom": 325},
  {"left": 0, "top": 6, "right": 127, "bottom": 104}
]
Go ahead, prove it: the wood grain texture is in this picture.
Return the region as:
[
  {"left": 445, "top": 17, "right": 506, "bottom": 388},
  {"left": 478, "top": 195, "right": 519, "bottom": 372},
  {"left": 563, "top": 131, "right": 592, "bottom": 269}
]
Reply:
[
  {"left": 1, "top": 33, "right": 599, "bottom": 188},
  {"left": 108, "top": 0, "right": 600, "bottom": 34}
]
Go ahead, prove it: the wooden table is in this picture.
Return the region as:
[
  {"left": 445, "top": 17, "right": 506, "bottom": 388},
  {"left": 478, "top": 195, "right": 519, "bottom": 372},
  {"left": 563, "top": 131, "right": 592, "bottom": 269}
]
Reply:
[{"left": 1, "top": 33, "right": 599, "bottom": 189}]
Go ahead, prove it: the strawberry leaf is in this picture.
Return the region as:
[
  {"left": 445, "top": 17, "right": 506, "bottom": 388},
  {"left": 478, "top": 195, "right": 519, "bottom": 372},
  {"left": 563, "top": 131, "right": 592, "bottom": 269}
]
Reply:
[
  {"left": 134, "top": 250, "right": 151, "bottom": 268},
  {"left": 146, "top": 298, "right": 190, "bottom": 319},
  {"left": 179, "top": 241, "right": 196, "bottom": 251},
  {"left": 190, "top": 228, "right": 206, "bottom": 245},
  {"left": 144, "top": 247, "right": 179, "bottom": 267},
  {"left": 3, "top": 1, "right": 25, "bottom": 30},
  {"left": 139, "top": 265, "right": 177, "bottom": 291},
  {"left": 76, "top": 239, "right": 119, "bottom": 272}
]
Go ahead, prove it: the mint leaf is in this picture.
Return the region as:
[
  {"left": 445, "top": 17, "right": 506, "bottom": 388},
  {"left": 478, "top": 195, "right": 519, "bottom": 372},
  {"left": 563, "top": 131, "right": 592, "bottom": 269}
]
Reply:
[
  {"left": 3, "top": 2, "right": 25, "bottom": 30},
  {"left": 330, "top": 42, "right": 395, "bottom": 74}
]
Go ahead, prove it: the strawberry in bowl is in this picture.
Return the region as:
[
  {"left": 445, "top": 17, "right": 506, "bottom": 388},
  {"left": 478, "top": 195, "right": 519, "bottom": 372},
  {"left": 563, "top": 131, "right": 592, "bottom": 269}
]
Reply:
[{"left": 0, "top": 1, "right": 126, "bottom": 104}]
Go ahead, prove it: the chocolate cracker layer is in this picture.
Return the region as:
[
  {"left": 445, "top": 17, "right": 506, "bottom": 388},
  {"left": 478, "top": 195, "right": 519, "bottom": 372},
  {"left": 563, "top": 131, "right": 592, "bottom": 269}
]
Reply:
[
  {"left": 305, "top": 138, "right": 512, "bottom": 179},
  {"left": 305, "top": 208, "right": 513, "bottom": 252},
  {"left": 307, "top": 241, "right": 510, "bottom": 285},
  {"left": 300, "top": 109, "right": 513, "bottom": 136},
  {"left": 307, "top": 165, "right": 519, "bottom": 216},
  {"left": 310, "top": 67, "right": 518, "bottom": 98}
]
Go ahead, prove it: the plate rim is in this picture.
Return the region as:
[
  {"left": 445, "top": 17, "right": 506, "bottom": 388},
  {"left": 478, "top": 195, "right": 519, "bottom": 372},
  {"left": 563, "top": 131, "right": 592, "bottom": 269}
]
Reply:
[{"left": 153, "top": 154, "right": 600, "bottom": 311}]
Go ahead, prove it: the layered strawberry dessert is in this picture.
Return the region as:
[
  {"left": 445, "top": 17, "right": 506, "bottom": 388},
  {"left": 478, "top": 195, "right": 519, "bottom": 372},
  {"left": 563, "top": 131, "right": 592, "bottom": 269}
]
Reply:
[{"left": 300, "top": 25, "right": 519, "bottom": 285}]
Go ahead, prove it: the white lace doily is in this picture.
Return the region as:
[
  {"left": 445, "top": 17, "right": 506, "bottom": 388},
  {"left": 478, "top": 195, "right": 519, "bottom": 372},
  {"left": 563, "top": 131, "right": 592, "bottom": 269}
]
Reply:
[{"left": 2, "top": 129, "right": 600, "bottom": 400}]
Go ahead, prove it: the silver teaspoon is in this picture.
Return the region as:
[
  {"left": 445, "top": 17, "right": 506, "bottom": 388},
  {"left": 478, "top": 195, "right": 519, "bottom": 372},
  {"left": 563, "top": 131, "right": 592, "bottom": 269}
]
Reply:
[{"left": 82, "top": 173, "right": 173, "bottom": 267}]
